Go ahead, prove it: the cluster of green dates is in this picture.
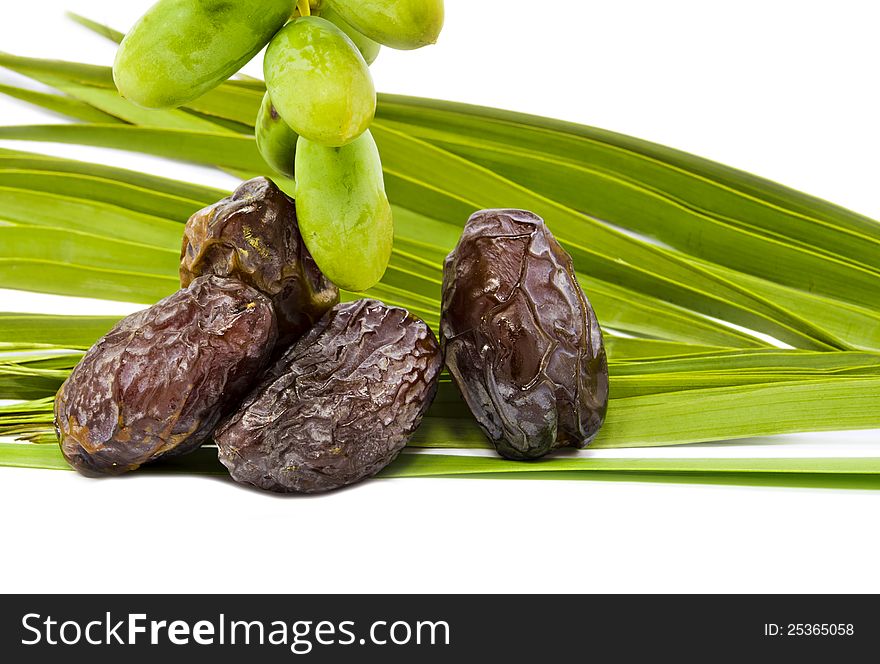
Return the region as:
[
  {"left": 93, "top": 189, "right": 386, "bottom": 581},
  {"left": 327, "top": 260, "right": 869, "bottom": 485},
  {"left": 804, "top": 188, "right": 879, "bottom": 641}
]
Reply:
[{"left": 113, "top": 0, "right": 443, "bottom": 291}]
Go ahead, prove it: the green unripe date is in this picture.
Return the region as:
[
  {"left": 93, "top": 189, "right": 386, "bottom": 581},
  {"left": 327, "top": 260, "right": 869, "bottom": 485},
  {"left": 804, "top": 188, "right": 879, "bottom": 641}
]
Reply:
[
  {"left": 319, "top": 4, "right": 381, "bottom": 64},
  {"left": 264, "top": 17, "right": 375, "bottom": 147},
  {"left": 113, "top": 0, "right": 292, "bottom": 109},
  {"left": 295, "top": 130, "right": 393, "bottom": 291},
  {"left": 326, "top": 0, "right": 444, "bottom": 50},
  {"left": 256, "top": 92, "right": 298, "bottom": 179}
]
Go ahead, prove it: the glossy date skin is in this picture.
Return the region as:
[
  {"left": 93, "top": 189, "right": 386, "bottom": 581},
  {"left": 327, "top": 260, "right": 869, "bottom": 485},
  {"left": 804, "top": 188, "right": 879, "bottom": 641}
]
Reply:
[
  {"left": 215, "top": 299, "right": 443, "bottom": 493},
  {"left": 55, "top": 275, "right": 277, "bottom": 475},
  {"left": 440, "top": 209, "right": 608, "bottom": 460},
  {"left": 180, "top": 177, "right": 339, "bottom": 346}
]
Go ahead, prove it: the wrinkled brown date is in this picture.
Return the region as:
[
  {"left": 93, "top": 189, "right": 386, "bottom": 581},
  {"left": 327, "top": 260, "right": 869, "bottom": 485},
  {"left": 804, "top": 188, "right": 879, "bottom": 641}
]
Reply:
[
  {"left": 214, "top": 299, "right": 443, "bottom": 493},
  {"left": 440, "top": 209, "right": 609, "bottom": 460},
  {"left": 54, "top": 275, "right": 277, "bottom": 475},
  {"left": 180, "top": 177, "right": 339, "bottom": 345}
]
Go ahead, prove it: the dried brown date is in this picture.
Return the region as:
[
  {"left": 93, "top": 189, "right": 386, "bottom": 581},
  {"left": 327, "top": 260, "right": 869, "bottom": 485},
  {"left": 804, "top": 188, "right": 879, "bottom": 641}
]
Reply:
[
  {"left": 55, "top": 275, "right": 277, "bottom": 475},
  {"left": 440, "top": 209, "right": 609, "bottom": 460},
  {"left": 215, "top": 299, "right": 442, "bottom": 493},
  {"left": 180, "top": 177, "right": 339, "bottom": 345}
]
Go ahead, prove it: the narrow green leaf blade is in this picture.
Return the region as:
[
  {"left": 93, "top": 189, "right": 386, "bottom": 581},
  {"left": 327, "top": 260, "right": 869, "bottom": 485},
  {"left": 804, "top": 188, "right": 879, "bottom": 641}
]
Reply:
[
  {"left": 0, "top": 82, "right": 120, "bottom": 123},
  {"left": 0, "top": 147, "right": 228, "bottom": 203},
  {"left": 0, "top": 314, "right": 120, "bottom": 349},
  {"left": 373, "top": 124, "right": 845, "bottom": 350},
  {"left": 0, "top": 124, "right": 268, "bottom": 172},
  {"left": 65, "top": 12, "right": 124, "bottom": 44},
  {"left": 0, "top": 169, "right": 206, "bottom": 221},
  {"left": 4, "top": 443, "right": 880, "bottom": 490},
  {"left": 0, "top": 226, "right": 177, "bottom": 303},
  {"left": 376, "top": 95, "right": 880, "bottom": 243},
  {"left": 0, "top": 185, "right": 184, "bottom": 248}
]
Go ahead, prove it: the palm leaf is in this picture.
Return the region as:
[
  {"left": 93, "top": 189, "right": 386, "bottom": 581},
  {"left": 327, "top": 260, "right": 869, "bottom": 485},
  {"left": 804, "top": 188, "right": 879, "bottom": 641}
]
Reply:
[
  {"left": 4, "top": 443, "right": 880, "bottom": 490},
  {"left": 0, "top": 82, "right": 120, "bottom": 123},
  {"left": 0, "top": 32, "right": 877, "bottom": 487},
  {"left": 65, "top": 12, "right": 124, "bottom": 43},
  {"left": 0, "top": 63, "right": 853, "bottom": 350}
]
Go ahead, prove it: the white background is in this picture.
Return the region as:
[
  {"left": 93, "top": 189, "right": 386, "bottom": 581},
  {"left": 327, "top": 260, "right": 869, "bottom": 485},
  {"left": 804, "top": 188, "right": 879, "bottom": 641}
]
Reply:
[{"left": 0, "top": 0, "right": 879, "bottom": 593}]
